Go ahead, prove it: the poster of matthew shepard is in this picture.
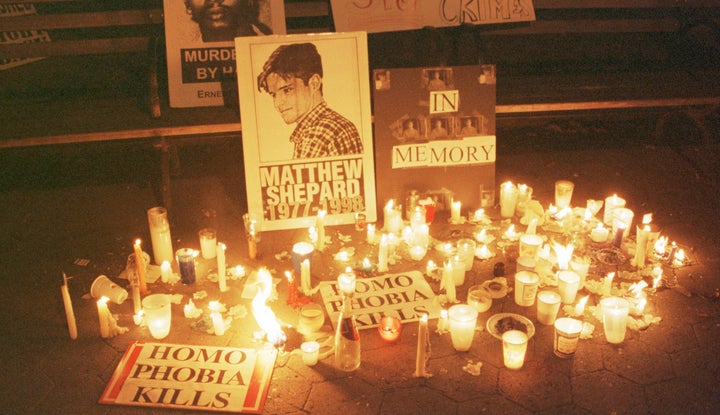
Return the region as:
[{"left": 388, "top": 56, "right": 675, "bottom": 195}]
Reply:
[
  {"left": 235, "top": 32, "right": 377, "bottom": 231},
  {"left": 163, "top": 0, "right": 286, "bottom": 108}
]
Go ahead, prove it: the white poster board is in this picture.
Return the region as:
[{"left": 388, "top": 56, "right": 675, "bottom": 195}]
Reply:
[
  {"left": 163, "top": 0, "right": 286, "bottom": 108},
  {"left": 235, "top": 32, "right": 377, "bottom": 231},
  {"left": 330, "top": 0, "right": 535, "bottom": 33}
]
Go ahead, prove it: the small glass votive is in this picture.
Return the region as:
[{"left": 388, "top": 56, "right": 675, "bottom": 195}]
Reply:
[
  {"left": 456, "top": 238, "right": 476, "bottom": 271},
  {"left": 198, "top": 228, "right": 217, "bottom": 259},
  {"left": 297, "top": 303, "right": 325, "bottom": 336},
  {"left": 355, "top": 212, "right": 367, "bottom": 231},
  {"left": 142, "top": 294, "right": 171, "bottom": 339},
  {"left": 502, "top": 330, "right": 529, "bottom": 370},
  {"left": 536, "top": 290, "right": 561, "bottom": 325},
  {"left": 300, "top": 341, "right": 320, "bottom": 366},
  {"left": 175, "top": 248, "right": 197, "bottom": 284},
  {"left": 377, "top": 315, "right": 402, "bottom": 343},
  {"left": 467, "top": 284, "right": 493, "bottom": 313}
]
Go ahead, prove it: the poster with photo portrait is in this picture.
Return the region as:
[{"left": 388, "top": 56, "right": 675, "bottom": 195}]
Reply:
[
  {"left": 235, "top": 32, "right": 377, "bottom": 231},
  {"left": 163, "top": 0, "right": 286, "bottom": 108}
]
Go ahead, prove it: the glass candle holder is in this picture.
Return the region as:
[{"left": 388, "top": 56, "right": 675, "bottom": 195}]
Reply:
[
  {"left": 502, "top": 330, "right": 529, "bottom": 370},
  {"left": 142, "top": 294, "right": 171, "bottom": 339},
  {"left": 448, "top": 304, "right": 478, "bottom": 351},
  {"left": 377, "top": 315, "right": 402, "bottom": 343}
]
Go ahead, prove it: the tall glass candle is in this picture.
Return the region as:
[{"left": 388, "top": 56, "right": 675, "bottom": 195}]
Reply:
[
  {"left": 500, "top": 181, "right": 518, "bottom": 218},
  {"left": 603, "top": 194, "right": 626, "bottom": 226},
  {"left": 514, "top": 270, "right": 539, "bottom": 306},
  {"left": 502, "top": 330, "right": 528, "bottom": 369},
  {"left": 600, "top": 296, "right": 630, "bottom": 344},
  {"left": 448, "top": 304, "right": 478, "bottom": 351},
  {"left": 198, "top": 228, "right": 217, "bottom": 259},
  {"left": 175, "top": 248, "right": 197, "bottom": 284},
  {"left": 147, "top": 207, "right": 173, "bottom": 265}
]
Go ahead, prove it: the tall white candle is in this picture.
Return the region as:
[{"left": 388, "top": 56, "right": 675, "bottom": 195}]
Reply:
[
  {"left": 366, "top": 223, "right": 376, "bottom": 244},
  {"left": 600, "top": 296, "right": 630, "bottom": 344},
  {"left": 450, "top": 199, "right": 462, "bottom": 223},
  {"left": 300, "top": 259, "right": 311, "bottom": 294},
  {"left": 160, "top": 260, "right": 172, "bottom": 283},
  {"left": 500, "top": 181, "right": 518, "bottom": 218},
  {"left": 378, "top": 234, "right": 389, "bottom": 272},
  {"left": 442, "top": 260, "right": 457, "bottom": 303},
  {"left": 316, "top": 210, "right": 326, "bottom": 251},
  {"left": 217, "top": 242, "right": 227, "bottom": 292},
  {"left": 61, "top": 274, "right": 78, "bottom": 340},
  {"left": 97, "top": 297, "right": 111, "bottom": 338},
  {"left": 414, "top": 314, "right": 430, "bottom": 377},
  {"left": 602, "top": 272, "right": 615, "bottom": 297}
]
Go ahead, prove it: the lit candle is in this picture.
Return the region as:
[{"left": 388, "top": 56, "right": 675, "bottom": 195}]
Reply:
[
  {"left": 451, "top": 255, "right": 466, "bottom": 286},
  {"left": 450, "top": 199, "right": 462, "bottom": 223},
  {"left": 574, "top": 295, "right": 589, "bottom": 316},
  {"left": 133, "top": 310, "right": 144, "bottom": 325},
  {"left": 409, "top": 244, "right": 427, "bottom": 261},
  {"left": 378, "top": 234, "right": 389, "bottom": 272},
  {"left": 612, "top": 221, "right": 626, "bottom": 248},
  {"left": 557, "top": 270, "right": 580, "bottom": 305},
  {"left": 61, "top": 273, "right": 78, "bottom": 340},
  {"left": 600, "top": 296, "right": 630, "bottom": 344},
  {"left": 300, "top": 259, "right": 311, "bottom": 294},
  {"left": 500, "top": 181, "right": 518, "bottom": 218},
  {"left": 442, "top": 260, "right": 457, "bottom": 303},
  {"left": 337, "top": 267, "right": 357, "bottom": 296},
  {"left": 133, "top": 239, "right": 148, "bottom": 294},
  {"left": 426, "top": 260, "right": 437, "bottom": 276},
  {"left": 285, "top": 271, "right": 298, "bottom": 306},
  {"left": 183, "top": 298, "right": 201, "bottom": 318},
  {"left": 603, "top": 194, "right": 626, "bottom": 225},
  {"left": 378, "top": 315, "right": 402, "bottom": 343},
  {"left": 413, "top": 314, "right": 430, "bottom": 377},
  {"left": 384, "top": 200, "right": 402, "bottom": 234},
  {"left": 634, "top": 225, "right": 649, "bottom": 268},
  {"left": 590, "top": 222, "right": 609, "bottom": 243},
  {"left": 316, "top": 210, "right": 326, "bottom": 251},
  {"left": 612, "top": 208, "right": 634, "bottom": 239},
  {"left": 160, "top": 260, "right": 172, "bottom": 283},
  {"left": 666, "top": 241, "right": 678, "bottom": 265},
  {"left": 131, "top": 279, "right": 141, "bottom": 315},
  {"left": 502, "top": 330, "right": 528, "bottom": 370},
  {"left": 602, "top": 272, "right": 615, "bottom": 297},
  {"left": 366, "top": 223, "right": 376, "bottom": 244},
  {"left": 96, "top": 296, "right": 111, "bottom": 338},
  {"left": 209, "top": 301, "right": 226, "bottom": 336},
  {"left": 198, "top": 228, "right": 217, "bottom": 259},
  {"left": 147, "top": 206, "right": 173, "bottom": 265},
  {"left": 248, "top": 231, "right": 258, "bottom": 260},
  {"left": 217, "top": 242, "right": 227, "bottom": 292},
  {"left": 448, "top": 304, "right": 478, "bottom": 351},
  {"left": 176, "top": 248, "right": 197, "bottom": 284},
  {"left": 437, "top": 309, "right": 448, "bottom": 334}
]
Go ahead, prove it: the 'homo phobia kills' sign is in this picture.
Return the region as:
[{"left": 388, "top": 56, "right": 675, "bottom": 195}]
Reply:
[
  {"left": 320, "top": 271, "right": 441, "bottom": 329},
  {"left": 100, "top": 342, "right": 276, "bottom": 413}
]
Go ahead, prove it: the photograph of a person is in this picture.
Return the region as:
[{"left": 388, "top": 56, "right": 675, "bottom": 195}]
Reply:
[
  {"left": 428, "top": 117, "right": 450, "bottom": 140},
  {"left": 423, "top": 68, "right": 453, "bottom": 91},
  {"left": 256, "top": 42, "right": 364, "bottom": 159},
  {"left": 459, "top": 116, "right": 479, "bottom": 136},
  {"left": 184, "top": 0, "right": 273, "bottom": 42},
  {"left": 401, "top": 118, "right": 421, "bottom": 141}
]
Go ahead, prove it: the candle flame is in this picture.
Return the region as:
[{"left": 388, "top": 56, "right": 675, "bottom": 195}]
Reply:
[
  {"left": 630, "top": 281, "right": 649, "bottom": 297},
  {"left": 504, "top": 224, "right": 517, "bottom": 237},
  {"left": 553, "top": 242, "right": 575, "bottom": 270},
  {"left": 252, "top": 268, "right": 285, "bottom": 347},
  {"left": 385, "top": 199, "right": 395, "bottom": 210},
  {"left": 475, "top": 229, "right": 487, "bottom": 243},
  {"left": 654, "top": 236, "right": 668, "bottom": 255},
  {"left": 652, "top": 266, "right": 663, "bottom": 288},
  {"left": 642, "top": 213, "right": 653, "bottom": 225},
  {"left": 673, "top": 248, "right": 686, "bottom": 266},
  {"left": 584, "top": 208, "right": 592, "bottom": 221},
  {"left": 636, "top": 297, "right": 647, "bottom": 313},
  {"left": 473, "top": 209, "right": 486, "bottom": 222},
  {"left": 477, "top": 244, "right": 492, "bottom": 259},
  {"left": 284, "top": 270, "right": 293, "bottom": 282},
  {"left": 575, "top": 295, "right": 589, "bottom": 315},
  {"left": 135, "top": 238, "right": 142, "bottom": 246}
]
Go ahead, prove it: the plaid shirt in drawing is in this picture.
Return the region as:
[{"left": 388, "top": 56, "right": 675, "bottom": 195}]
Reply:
[{"left": 289, "top": 101, "right": 363, "bottom": 159}]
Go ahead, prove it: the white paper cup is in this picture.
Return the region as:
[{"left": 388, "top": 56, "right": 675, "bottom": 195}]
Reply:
[
  {"left": 554, "top": 317, "right": 583, "bottom": 358},
  {"left": 536, "top": 290, "right": 561, "bottom": 325},
  {"left": 90, "top": 275, "right": 128, "bottom": 304},
  {"left": 519, "top": 234, "right": 543, "bottom": 259},
  {"left": 554, "top": 180, "right": 575, "bottom": 209},
  {"left": 514, "top": 270, "right": 539, "bottom": 307},
  {"left": 142, "top": 294, "right": 171, "bottom": 339},
  {"left": 502, "top": 330, "right": 528, "bottom": 369},
  {"left": 557, "top": 270, "right": 581, "bottom": 304}
]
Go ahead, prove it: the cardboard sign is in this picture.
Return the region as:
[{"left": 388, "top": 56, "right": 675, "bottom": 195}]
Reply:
[
  {"left": 331, "top": 0, "right": 535, "bottom": 33},
  {"left": 100, "top": 342, "right": 277, "bottom": 414},
  {"left": 163, "top": 0, "right": 286, "bottom": 107},
  {"left": 319, "top": 271, "right": 441, "bottom": 330},
  {"left": 373, "top": 64, "right": 497, "bottom": 214},
  {"left": 235, "top": 32, "right": 377, "bottom": 231}
]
